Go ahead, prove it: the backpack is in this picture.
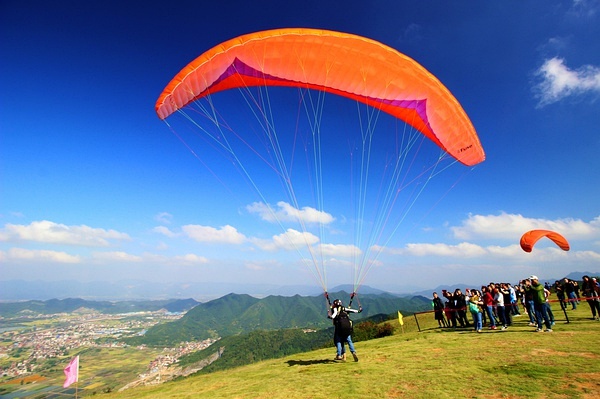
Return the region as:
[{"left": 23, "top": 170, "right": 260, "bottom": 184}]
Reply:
[
  {"left": 468, "top": 301, "right": 480, "bottom": 313},
  {"left": 336, "top": 309, "right": 353, "bottom": 336}
]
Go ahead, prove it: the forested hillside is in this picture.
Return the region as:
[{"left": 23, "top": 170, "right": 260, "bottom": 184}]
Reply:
[{"left": 129, "top": 291, "right": 430, "bottom": 346}]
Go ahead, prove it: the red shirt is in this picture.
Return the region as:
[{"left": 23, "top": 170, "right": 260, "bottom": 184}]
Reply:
[{"left": 482, "top": 292, "right": 494, "bottom": 306}]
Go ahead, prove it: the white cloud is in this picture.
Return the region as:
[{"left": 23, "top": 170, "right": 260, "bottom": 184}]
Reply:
[
  {"left": 156, "top": 242, "right": 169, "bottom": 251},
  {"left": 253, "top": 228, "right": 320, "bottom": 251},
  {"left": 152, "top": 226, "right": 178, "bottom": 238},
  {"left": 245, "top": 262, "right": 268, "bottom": 272},
  {"left": 399, "top": 23, "right": 423, "bottom": 44},
  {"left": 377, "top": 242, "right": 593, "bottom": 265},
  {"left": 90, "top": 251, "right": 209, "bottom": 265},
  {"left": 318, "top": 243, "right": 361, "bottom": 257},
  {"left": 0, "top": 220, "right": 130, "bottom": 247},
  {"left": 91, "top": 251, "right": 143, "bottom": 262},
  {"left": 247, "top": 201, "right": 334, "bottom": 224},
  {"left": 572, "top": 250, "right": 600, "bottom": 261},
  {"left": 378, "top": 242, "right": 506, "bottom": 258},
  {"left": 0, "top": 248, "right": 81, "bottom": 263},
  {"left": 155, "top": 212, "right": 173, "bottom": 224},
  {"left": 182, "top": 224, "right": 246, "bottom": 244},
  {"left": 243, "top": 259, "right": 286, "bottom": 273},
  {"left": 451, "top": 213, "right": 600, "bottom": 240},
  {"left": 543, "top": 36, "right": 570, "bottom": 52},
  {"left": 570, "top": 0, "right": 600, "bottom": 17},
  {"left": 404, "top": 242, "right": 488, "bottom": 257},
  {"left": 245, "top": 262, "right": 268, "bottom": 271},
  {"left": 534, "top": 57, "right": 600, "bottom": 106},
  {"left": 173, "top": 254, "right": 209, "bottom": 264}
]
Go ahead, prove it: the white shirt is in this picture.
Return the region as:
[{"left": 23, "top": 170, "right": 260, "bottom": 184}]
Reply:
[{"left": 494, "top": 292, "right": 505, "bottom": 307}]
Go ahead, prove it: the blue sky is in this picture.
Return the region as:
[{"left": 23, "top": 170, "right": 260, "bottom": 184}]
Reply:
[{"left": 1, "top": 0, "right": 599, "bottom": 296}]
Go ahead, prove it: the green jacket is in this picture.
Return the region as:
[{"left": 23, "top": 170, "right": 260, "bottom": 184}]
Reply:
[{"left": 527, "top": 282, "right": 546, "bottom": 304}]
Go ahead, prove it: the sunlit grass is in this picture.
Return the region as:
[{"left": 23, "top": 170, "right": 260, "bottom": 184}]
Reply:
[
  {"left": 108, "top": 303, "right": 600, "bottom": 399},
  {"left": 2, "top": 301, "right": 599, "bottom": 398}
]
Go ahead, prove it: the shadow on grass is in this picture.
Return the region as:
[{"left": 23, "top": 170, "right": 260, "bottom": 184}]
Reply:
[
  {"left": 285, "top": 359, "right": 338, "bottom": 366},
  {"left": 425, "top": 326, "right": 473, "bottom": 332}
]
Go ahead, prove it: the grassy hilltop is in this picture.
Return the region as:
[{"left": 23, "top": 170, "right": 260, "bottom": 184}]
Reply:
[{"left": 108, "top": 306, "right": 600, "bottom": 399}]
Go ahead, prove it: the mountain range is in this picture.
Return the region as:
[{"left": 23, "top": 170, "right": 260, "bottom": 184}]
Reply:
[
  {"left": 1, "top": 271, "right": 595, "bottom": 302},
  {"left": 0, "top": 297, "right": 199, "bottom": 317},
  {"left": 126, "top": 291, "right": 431, "bottom": 346}
]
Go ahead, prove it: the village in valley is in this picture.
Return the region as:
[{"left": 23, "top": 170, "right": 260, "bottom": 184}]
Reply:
[{"left": 0, "top": 308, "right": 217, "bottom": 394}]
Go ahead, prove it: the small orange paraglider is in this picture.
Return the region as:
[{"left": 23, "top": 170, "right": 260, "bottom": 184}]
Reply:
[{"left": 520, "top": 230, "right": 570, "bottom": 253}]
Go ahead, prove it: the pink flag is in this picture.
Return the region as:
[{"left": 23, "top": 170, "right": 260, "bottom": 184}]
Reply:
[{"left": 63, "top": 355, "right": 79, "bottom": 388}]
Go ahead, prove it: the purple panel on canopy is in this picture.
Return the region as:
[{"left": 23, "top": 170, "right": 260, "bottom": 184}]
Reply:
[{"left": 210, "top": 58, "right": 430, "bottom": 129}]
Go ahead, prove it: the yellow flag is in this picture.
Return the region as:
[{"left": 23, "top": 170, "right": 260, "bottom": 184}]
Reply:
[{"left": 397, "top": 311, "right": 404, "bottom": 326}]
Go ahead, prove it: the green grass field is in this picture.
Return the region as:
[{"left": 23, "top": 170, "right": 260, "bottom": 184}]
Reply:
[{"left": 105, "top": 302, "right": 600, "bottom": 399}]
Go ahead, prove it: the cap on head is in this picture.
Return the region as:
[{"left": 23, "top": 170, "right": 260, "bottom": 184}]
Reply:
[{"left": 529, "top": 275, "right": 539, "bottom": 281}]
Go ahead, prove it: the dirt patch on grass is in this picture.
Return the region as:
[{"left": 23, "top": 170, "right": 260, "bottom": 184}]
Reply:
[
  {"left": 571, "top": 352, "right": 599, "bottom": 360},
  {"left": 532, "top": 348, "right": 600, "bottom": 359},
  {"left": 564, "top": 372, "right": 600, "bottom": 399},
  {"left": 373, "top": 355, "right": 391, "bottom": 363},
  {"left": 532, "top": 348, "right": 566, "bottom": 356},
  {"left": 386, "top": 382, "right": 421, "bottom": 398},
  {"left": 465, "top": 392, "right": 524, "bottom": 399}
]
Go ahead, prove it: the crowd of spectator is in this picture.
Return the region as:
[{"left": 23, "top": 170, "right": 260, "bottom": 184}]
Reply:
[{"left": 431, "top": 275, "right": 600, "bottom": 333}]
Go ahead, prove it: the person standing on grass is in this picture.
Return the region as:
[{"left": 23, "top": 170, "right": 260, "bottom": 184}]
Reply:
[
  {"left": 444, "top": 301, "right": 453, "bottom": 326},
  {"left": 329, "top": 299, "right": 361, "bottom": 362},
  {"left": 525, "top": 275, "right": 553, "bottom": 332},
  {"left": 508, "top": 283, "right": 520, "bottom": 316},
  {"left": 500, "top": 283, "right": 513, "bottom": 327},
  {"left": 442, "top": 289, "right": 458, "bottom": 328},
  {"left": 573, "top": 279, "right": 581, "bottom": 304},
  {"left": 432, "top": 292, "right": 448, "bottom": 328},
  {"left": 481, "top": 286, "right": 497, "bottom": 330},
  {"left": 554, "top": 280, "right": 567, "bottom": 311},
  {"left": 563, "top": 278, "right": 578, "bottom": 310},
  {"left": 581, "top": 275, "right": 600, "bottom": 320},
  {"left": 493, "top": 286, "right": 508, "bottom": 330},
  {"left": 467, "top": 290, "right": 483, "bottom": 333},
  {"left": 523, "top": 280, "right": 537, "bottom": 326},
  {"left": 453, "top": 288, "right": 470, "bottom": 328},
  {"left": 544, "top": 285, "right": 555, "bottom": 326}
]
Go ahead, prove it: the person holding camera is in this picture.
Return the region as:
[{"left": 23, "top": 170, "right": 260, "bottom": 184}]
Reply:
[{"left": 525, "top": 276, "right": 553, "bottom": 332}]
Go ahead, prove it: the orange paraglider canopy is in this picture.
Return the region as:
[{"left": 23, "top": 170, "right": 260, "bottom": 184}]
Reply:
[
  {"left": 520, "top": 230, "right": 570, "bottom": 253},
  {"left": 155, "top": 28, "right": 485, "bottom": 167}
]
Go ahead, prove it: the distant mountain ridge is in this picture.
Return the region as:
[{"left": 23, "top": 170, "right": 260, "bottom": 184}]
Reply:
[
  {"left": 2, "top": 271, "right": 595, "bottom": 302},
  {"left": 0, "top": 279, "right": 323, "bottom": 301},
  {"left": 0, "top": 297, "right": 199, "bottom": 317},
  {"left": 127, "top": 291, "right": 431, "bottom": 346},
  {"left": 0, "top": 280, "right": 399, "bottom": 301}
]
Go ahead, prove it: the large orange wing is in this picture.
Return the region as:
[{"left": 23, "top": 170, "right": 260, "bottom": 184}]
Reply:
[
  {"left": 520, "top": 230, "right": 570, "bottom": 253},
  {"left": 156, "top": 28, "right": 485, "bottom": 166}
]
